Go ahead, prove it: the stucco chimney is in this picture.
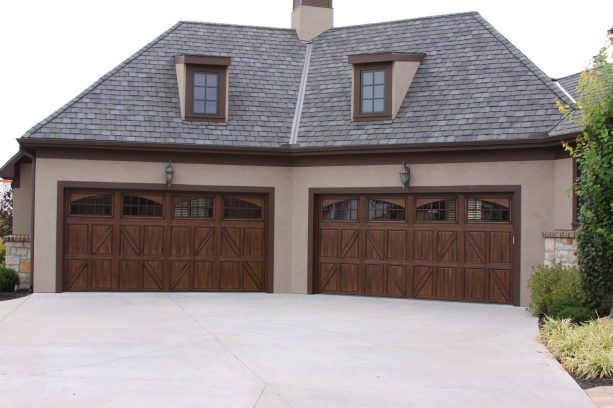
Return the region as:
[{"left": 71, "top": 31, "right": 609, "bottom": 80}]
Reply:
[{"left": 292, "top": 0, "right": 333, "bottom": 41}]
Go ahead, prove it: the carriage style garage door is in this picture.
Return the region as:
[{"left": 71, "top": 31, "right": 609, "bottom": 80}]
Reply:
[
  {"left": 63, "top": 189, "right": 269, "bottom": 292},
  {"left": 315, "top": 192, "right": 517, "bottom": 304}
]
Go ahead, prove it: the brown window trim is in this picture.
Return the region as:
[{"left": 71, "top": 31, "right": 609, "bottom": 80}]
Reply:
[
  {"left": 185, "top": 64, "right": 227, "bottom": 122},
  {"left": 348, "top": 53, "right": 426, "bottom": 65},
  {"left": 352, "top": 62, "right": 393, "bottom": 121}
]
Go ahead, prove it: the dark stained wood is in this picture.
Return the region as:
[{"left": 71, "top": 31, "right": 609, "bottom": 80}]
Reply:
[
  {"left": 315, "top": 192, "right": 515, "bottom": 304},
  {"left": 63, "top": 189, "right": 268, "bottom": 292}
]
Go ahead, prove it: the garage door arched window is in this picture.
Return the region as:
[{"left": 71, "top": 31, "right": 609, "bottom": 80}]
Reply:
[
  {"left": 224, "top": 197, "right": 263, "bottom": 220},
  {"left": 69, "top": 193, "right": 113, "bottom": 216},
  {"left": 122, "top": 194, "right": 164, "bottom": 217},
  {"left": 173, "top": 196, "right": 214, "bottom": 219},
  {"left": 368, "top": 198, "right": 406, "bottom": 221},
  {"left": 321, "top": 198, "right": 358, "bottom": 221},
  {"left": 466, "top": 197, "right": 511, "bottom": 222},
  {"left": 415, "top": 198, "right": 456, "bottom": 222}
]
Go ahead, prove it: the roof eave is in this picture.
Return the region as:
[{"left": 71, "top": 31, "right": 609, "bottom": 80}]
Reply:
[{"left": 18, "top": 133, "right": 576, "bottom": 157}]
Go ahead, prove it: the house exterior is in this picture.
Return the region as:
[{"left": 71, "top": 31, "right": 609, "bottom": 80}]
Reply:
[{"left": 1, "top": 1, "right": 582, "bottom": 306}]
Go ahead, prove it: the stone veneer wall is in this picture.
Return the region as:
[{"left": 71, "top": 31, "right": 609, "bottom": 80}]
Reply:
[
  {"left": 543, "top": 230, "right": 577, "bottom": 267},
  {"left": 2, "top": 235, "right": 32, "bottom": 290}
]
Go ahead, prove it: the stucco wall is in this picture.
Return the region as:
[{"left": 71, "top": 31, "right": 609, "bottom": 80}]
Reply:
[
  {"left": 32, "top": 157, "right": 574, "bottom": 306},
  {"left": 12, "top": 162, "right": 33, "bottom": 235}
]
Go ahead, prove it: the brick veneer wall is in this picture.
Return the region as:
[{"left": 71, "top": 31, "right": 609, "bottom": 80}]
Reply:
[
  {"left": 543, "top": 230, "right": 577, "bottom": 267},
  {"left": 2, "top": 235, "right": 32, "bottom": 289}
]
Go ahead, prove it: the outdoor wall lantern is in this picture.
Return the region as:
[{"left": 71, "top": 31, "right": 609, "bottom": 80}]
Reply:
[
  {"left": 399, "top": 162, "right": 410, "bottom": 189},
  {"left": 165, "top": 161, "right": 175, "bottom": 187}
]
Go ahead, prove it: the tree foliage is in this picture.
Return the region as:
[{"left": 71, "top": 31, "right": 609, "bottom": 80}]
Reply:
[
  {"left": 563, "top": 34, "right": 613, "bottom": 315},
  {"left": 0, "top": 184, "right": 13, "bottom": 237}
]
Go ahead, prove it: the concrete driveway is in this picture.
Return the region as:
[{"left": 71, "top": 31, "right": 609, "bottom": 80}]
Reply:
[{"left": 0, "top": 293, "right": 594, "bottom": 407}]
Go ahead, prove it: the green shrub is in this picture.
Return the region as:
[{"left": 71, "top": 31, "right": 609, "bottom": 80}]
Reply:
[
  {"left": 528, "top": 263, "right": 586, "bottom": 315},
  {"left": 0, "top": 240, "right": 5, "bottom": 266},
  {"left": 548, "top": 299, "right": 595, "bottom": 323},
  {"left": 541, "top": 318, "right": 613, "bottom": 380},
  {"left": 0, "top": 266, "right": 19, "bottom": 291}
]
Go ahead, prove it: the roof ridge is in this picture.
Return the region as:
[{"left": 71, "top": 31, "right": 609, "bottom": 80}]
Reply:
[
  {"left": 471, "top": 14, "right": 573, "bottom": 106},
  {"left": 328, "top": 11, "right": 479, "bottom": 32},
  {"left": 179, "top": 20, "right": 294, "bottom": 32},
  {"left": 22, "top": 21, "right": 185, "bottom": 138}
]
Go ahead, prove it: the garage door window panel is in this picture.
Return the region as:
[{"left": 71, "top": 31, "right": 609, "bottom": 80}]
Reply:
[
  {"left": 122, "top": 194, "right": 164, "bottom": 218},
  {"left": 173, "top": 196, "right": 214, "bottom": 219},
  {"left": 415, "top": 198, "right": 457, "bottom": 222},
  {"left": 368, "top": 198, "right": 406, "bottom": 221},
  {"left": 224, "top": 197, "right": 263, "bottom": 220},
  {"left": 70, "top": 193, "right": 113, "bottom": 217},
  {"left": 466, "top": 198, "right": 511, "bottom": 223},
  {"left": 322, "top": 198, "right": 359, "bottom": 222}
]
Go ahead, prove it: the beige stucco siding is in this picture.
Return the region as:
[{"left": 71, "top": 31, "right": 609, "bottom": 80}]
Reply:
[
  {"left": 32, "top": 157, "right": 573, "bottom": 306},
  {"left": 553, "top": 158, "right": 574, "bottom": 229},
  {"left": 12, "top": 162, "right": 33, "bottom": 235}
]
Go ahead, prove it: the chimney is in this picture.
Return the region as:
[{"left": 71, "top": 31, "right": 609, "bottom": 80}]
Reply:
[{"left": 292, "top": 0, "right": 333, "bottom": 41}]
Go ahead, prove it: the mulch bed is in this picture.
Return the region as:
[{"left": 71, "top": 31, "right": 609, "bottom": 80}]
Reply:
[
  {"left": 0, "top": 291, "right": 29, "bottom": 302},
  {"left": 573, "top": 376, "right": 613, "bottom": 389}
]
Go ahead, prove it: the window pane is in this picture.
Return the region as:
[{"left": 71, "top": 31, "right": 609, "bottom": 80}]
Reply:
[
  {"left": 322, "top": 199, "right": 358, "bottom": 221},
  {"left": 415, "top": 198, "right": 457, "bottom": 222},
  {"left": 374, "top": 71, "right": 385, "bottom": 85},
  {"left": 194, "top": 73, "right": 206, "bottom": 86},
  {"left": 122, "top": 195, "right": 163, "bottom": 217},
  {"left": 70, "top": 194, "right": 113, "bottom": 216},
  {"left": 205, "top": 87, "right": 217, "bottom": 101},
  {"left": 206, "top": 73, "right": 218, "bottom": 87},
  {"left": 224, "top": 197, "right": 263, "bottom": 219},
  {"left": 362, "top": 72, "right": 373, "bottom": 85},
  {"left": 194, "top": 87, "right": 205, "bottom": 100},
  {"left": 374, "top": 84, "right": 384, "bottom": 98},
  {"left": 193, "top": 101, "right": 205, "bottom": 114},
  {"left": 373, "top": 99, "right": 385, "bottom": 113},
  {"left": 467, "top": 198, "right": 511, "bottom": 222},
  {"left": 362, "top": 85, "right": 373, "bottom": 99},
  {"left": 174, "top": 197, "right": 214, "bottom": 219},
  {"left": 362, "top": 100, "right": 373, "bottom": 113},
  {"left": 368, "top": 199, "right": 406, "bottom": 221},
  {"left": 205, "top": 102, "right": 218, "bottom": 115}
]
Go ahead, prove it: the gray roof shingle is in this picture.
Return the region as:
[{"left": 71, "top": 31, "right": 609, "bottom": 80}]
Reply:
[
  {"left": 556, "top": 71, "right": 583, "bottom": 101},
  {"left": 22, "top": 12, "right": 573, "bottom": 148}
]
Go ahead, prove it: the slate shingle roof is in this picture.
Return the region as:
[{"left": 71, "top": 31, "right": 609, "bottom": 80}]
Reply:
[{"left": 22, "top": 12, "right": 575, "bottom": 148}]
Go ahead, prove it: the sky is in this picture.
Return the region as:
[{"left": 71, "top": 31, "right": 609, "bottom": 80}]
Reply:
[{"left": 0, "top": 0, "right": 611, "bottom": 167}]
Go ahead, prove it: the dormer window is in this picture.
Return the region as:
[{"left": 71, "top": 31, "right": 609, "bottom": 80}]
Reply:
[
  {"left": 349, "top": 53, "right": 425, "bottom": 122},
  {"left": 356, "top": 64, "right": 392, "bottom": 119},
  {"left": 175, "top": 55, "right": 231, "bottom": 122}
]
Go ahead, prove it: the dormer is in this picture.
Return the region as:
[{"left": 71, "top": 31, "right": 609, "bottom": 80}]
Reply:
[
  {"left": 174, "top": 55, "right": 231, "bottom": 122},
  {"left": 292, "top": 0, "right": 334, "bottom": 41},
  {"left": 348, "top": 53, "right": 425, "bottom": 121}
]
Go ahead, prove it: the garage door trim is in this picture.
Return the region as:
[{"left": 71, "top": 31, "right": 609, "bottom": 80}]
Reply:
[
  {"left": 308, "top": 186, "right": 521, "bottom": 305},
  {"left": 56, "top": 181, "right": 275, "bottom": 293}
]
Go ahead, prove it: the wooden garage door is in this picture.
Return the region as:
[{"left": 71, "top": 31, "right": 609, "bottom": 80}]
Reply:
[
  {"left": 316, "top": 194, "right": 515, "bottom": 304},
  {"left": 63, "top": 190, "right": 268, "bottom": 292}
]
